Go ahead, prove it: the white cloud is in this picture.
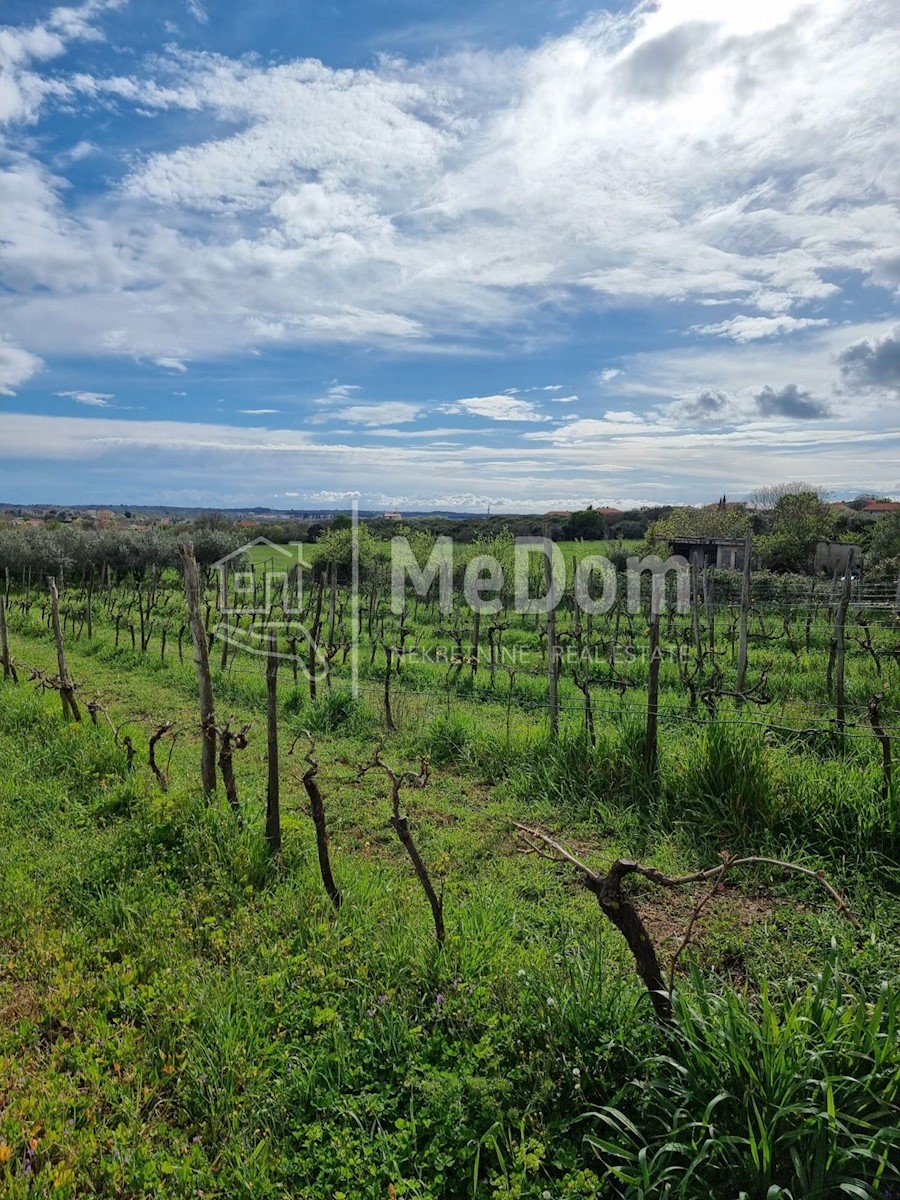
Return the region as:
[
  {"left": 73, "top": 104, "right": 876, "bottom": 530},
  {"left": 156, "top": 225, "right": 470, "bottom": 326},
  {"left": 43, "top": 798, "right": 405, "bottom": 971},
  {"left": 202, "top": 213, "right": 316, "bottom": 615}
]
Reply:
[
  {"left": 0, "top": 0, "right": 894, "bottom": 373},
  {"left": 239, "top": 408, "right": 281, "bottom": 414},
  {"left": 0, "top": 0, "right": 895, "bottom": 508},
  {"left": 186, "top": 0, "right": 208, "bottom": 24},
  {"left": 2, "top": 410, "right": 898, "bottom": 508},
  {"left": 56, "top": 389, "right": 114, "bottom": 406},
  {"left": 0, "top": 336, "right": 41, "bottom": 394},
  {"left": 334, "top": 402, "right": 421, "bottom": 426},
  {"left": 0, "top": 1, "right": 123, "bottom": 125},
  {"left": 691, "top": 315, "right": 832, "bottom": 342},
  {"left": 441, "top": 394, "right": 550, "bottom": 421}
]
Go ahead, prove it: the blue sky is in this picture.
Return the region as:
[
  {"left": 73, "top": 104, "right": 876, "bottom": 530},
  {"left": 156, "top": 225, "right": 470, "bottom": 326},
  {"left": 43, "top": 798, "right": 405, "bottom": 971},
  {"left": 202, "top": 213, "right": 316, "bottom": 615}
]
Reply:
[{"left": 0, "top": 0, "right": 897, "bottom": 511}]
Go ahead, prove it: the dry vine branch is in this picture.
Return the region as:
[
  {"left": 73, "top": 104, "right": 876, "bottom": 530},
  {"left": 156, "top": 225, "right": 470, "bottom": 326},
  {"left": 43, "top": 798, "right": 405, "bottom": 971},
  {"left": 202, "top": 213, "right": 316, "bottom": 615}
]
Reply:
[
  {"left": 288, "top": 731, "right": 342, "bottom": 910},
  {"left": 148, "top": 721, "right": 177, "bottom": 792},
  {"left": 514, "top": 822, "right": 860, "bottom": 1023},
  {"left": 867, "top": 693, "right": 893, "bottom": 805},
  {"left": 214, "top": 719, "right": 252, "bottom": 819},
  {"left": 357, "top": 745, "right": 443, "bottom": 946}
]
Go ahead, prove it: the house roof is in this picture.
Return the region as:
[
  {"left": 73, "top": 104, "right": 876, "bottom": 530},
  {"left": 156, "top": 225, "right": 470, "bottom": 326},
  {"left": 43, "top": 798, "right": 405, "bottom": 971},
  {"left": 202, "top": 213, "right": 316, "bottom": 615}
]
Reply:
[{"left": 861, "top": 500, "right": 900, "bottom": 513}]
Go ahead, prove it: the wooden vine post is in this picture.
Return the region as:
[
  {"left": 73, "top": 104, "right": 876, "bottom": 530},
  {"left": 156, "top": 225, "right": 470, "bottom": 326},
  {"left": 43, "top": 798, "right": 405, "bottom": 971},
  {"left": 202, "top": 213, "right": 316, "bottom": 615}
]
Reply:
[
  {"left": 0, "top": 587, "right": 14, "bottom": 682},
  {"left": 644, "top": 604, "right": 660, "bottom": 775},
  {"left": 266, "top": 627, "right": 282, "bottom": 856},
  {"left": 47, "top": 576, "right": 80, "bottom": 721},
  {"left": 178, "top": 541, "right": 217, "bottom": 797},
  {"left": 867, "top": 694, "right": 893, "bottom": 808},
  {"left": 735, "top": 533, "right": 752, "bottom": 704},
  {"left": 834, "top": 566, "right": 853, "bottom": 741},
  {"left": 543, "top": 523, "right": 558, "bottom": 742}
]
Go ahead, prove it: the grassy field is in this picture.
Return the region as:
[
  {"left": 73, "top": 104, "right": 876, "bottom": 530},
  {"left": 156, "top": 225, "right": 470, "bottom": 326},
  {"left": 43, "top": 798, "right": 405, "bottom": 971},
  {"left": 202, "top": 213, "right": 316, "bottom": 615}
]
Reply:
[{"left": 1, "top": 552, "right": 899, "bottom": 1198}]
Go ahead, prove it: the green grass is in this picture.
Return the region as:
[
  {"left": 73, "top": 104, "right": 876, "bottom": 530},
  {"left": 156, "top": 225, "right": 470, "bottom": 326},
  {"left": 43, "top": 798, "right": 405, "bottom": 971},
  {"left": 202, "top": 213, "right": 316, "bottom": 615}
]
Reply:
[{"left": 1, "top": 560, "right": 899, "bottom": 1198}]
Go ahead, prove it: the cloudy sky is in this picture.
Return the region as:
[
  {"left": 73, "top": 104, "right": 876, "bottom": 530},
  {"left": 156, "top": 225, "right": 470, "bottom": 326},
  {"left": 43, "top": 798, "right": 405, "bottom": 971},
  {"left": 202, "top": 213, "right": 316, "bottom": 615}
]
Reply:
[{"left": 0, "top": 0, "right": 898, "bottom": 510}]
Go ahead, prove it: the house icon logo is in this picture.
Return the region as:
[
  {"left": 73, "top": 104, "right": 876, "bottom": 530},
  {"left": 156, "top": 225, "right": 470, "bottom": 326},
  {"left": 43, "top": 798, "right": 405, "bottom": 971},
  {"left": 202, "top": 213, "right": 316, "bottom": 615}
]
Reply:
[
  {"left": 208, "top": 506, "right": 361, "bottom": 694},
  {"left": 211, "top": 537, "right": 304, "bottom": 617},
  {"left": 211, "top": 536, "right": 328, "bottom": 677}
]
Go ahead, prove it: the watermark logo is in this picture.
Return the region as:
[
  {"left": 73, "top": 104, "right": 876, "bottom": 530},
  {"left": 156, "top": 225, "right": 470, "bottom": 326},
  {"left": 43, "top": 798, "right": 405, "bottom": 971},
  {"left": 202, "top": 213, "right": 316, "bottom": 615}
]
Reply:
[
  {"left": 211, "top": 516, "right": 361, "bottom": 691},
  {"left": 210, "top": 521, "right": 687, "bottom": 696},
  {"left": 390, "top": 536, "right": 691, "bottom": 616},
  {"left": 215, "top": 537, "right": 303, "bottom": 616}
]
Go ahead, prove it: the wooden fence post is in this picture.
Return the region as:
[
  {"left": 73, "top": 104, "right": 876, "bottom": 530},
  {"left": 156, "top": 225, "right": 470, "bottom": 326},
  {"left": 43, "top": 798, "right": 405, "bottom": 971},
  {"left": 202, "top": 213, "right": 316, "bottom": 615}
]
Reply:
[
  {"left": 0, "top": 588, "right": 15, "bottom": 682},
  {"left": 644, "top": 606, "right": 660, "bottom": 775},
  {"left": 178, "top": 541, "right": 217, "bottom": 797},
  {"left": 266, "top": 627, "right": 282, "bottom": 856},
  {"left": 47, "top": 576, "right": 80, "bottom": 721},
  {"left": 834, "top": 566, "right": 853, "bottom": 742},
  {"left": 543, "top": 523, "right": 558, "bottom": 742},
  {"left": 735, "top": 533, "right": 752, "bottom": 705}
]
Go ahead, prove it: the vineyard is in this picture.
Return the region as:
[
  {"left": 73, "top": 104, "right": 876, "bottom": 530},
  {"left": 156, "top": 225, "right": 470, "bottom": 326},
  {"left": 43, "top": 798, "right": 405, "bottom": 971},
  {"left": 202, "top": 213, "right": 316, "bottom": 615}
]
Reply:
[{"left": 1, "top": 528, "right": 899, "bottom": 1199}]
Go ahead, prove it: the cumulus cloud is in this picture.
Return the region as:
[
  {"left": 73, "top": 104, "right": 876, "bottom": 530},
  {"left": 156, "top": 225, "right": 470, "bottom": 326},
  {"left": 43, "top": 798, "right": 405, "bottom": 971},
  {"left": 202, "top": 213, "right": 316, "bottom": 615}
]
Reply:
[
  {"left": 441, "top": 394, "right": 549, "bottom": 422},
  {"left": 836, "top": 325, "right": 900, "bottom": 392},
  {"left": 0, "top": 0, "right": 896, "bottom": 372},
  {"left": 754, "top": 384, "right": 830, "bottom": 421}
]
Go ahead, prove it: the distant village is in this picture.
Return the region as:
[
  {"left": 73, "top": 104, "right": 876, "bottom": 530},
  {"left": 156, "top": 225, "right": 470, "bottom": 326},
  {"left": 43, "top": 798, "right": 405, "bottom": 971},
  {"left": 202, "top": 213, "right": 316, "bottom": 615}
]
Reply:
[{"left": 1, "top": 495, "right": 897, "bottom": 533}]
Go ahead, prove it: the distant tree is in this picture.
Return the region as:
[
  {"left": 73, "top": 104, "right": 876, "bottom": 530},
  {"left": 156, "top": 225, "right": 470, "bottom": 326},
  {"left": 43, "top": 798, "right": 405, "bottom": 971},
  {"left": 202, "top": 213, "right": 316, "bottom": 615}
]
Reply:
[
  {"left": 868, "top": 513, "right": 900, "bottom": 577},
  {"left": 562, "top": 507, "right": 607, "bottom": 541},
  {"left": 756, "top": 491, "right": 835, "bottom": 572},
  {"left": 331, "top": 514, "right": 353, "bottom": 531},
  {"left": 747, "top": 481, "right": 829, "bottom": 511},
  {"left": 645, "top": 504, "right": 749, "bottom": 551}
]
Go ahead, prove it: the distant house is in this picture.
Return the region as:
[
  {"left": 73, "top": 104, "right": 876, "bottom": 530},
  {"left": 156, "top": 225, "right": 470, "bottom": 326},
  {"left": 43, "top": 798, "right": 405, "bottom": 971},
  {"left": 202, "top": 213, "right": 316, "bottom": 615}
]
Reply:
[
  {"left": 829, "top": 502, "right": 856, "bottom": 517},
  {"left": 382, "top": 511, "right": 403, "bottom": 520},
  {"left": 667, "top": 535, "right": 748, "bottom": 570},
  {"left": 861, "top": 500, "right": 900, "bottom": 515}
]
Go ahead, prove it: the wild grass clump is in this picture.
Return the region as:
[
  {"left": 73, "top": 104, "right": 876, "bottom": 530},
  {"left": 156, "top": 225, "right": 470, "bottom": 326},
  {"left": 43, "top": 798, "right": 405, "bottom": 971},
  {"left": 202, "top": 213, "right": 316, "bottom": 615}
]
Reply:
[
  {"left": 668, "top": 721, "right": 775, "bottom": 847},
  {"left": 283, "top": 686, "right": 371, "bottom": 734},
  {"left": 417, "top": 711, "right": 473, "bottom": 766},
  {"left": 507, "top": 720, "right": 653, "bottom": 829},
  {"left": 588, "top": 958, "right": 900, "bottom": 1199}
]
